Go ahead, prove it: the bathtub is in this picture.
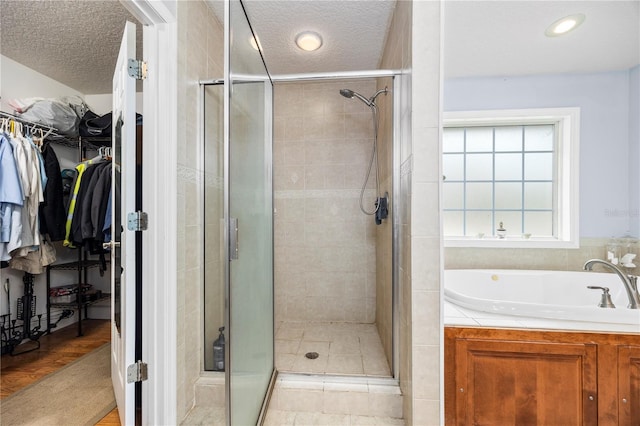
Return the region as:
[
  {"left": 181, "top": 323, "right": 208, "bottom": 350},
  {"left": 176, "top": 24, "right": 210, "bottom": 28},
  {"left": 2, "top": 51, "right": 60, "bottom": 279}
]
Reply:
[{"left": 444, "top": 269, "right": 640, "bottom": 327}]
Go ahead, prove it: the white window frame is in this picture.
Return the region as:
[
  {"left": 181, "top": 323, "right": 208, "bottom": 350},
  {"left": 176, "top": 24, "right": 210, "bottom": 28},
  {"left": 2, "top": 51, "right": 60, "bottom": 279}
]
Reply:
[{"left": 443, "top": 107, "right": 580, "bottom": 249}]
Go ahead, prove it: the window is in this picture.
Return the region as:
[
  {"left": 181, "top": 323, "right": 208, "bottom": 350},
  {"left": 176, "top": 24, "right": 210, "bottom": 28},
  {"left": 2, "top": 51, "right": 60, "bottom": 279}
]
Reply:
[{"left": 442, "top": 108, "right": 579, "bottom": 248}]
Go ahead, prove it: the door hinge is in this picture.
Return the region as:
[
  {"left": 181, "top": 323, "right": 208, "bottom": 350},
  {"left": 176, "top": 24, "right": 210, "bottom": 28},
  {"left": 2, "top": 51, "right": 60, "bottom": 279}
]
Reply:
[
  {"left": 127, "top": 211, "right": 148, "bottom": 231},
  {"left": 127, "top": 360, "right": 148, "bottom": 383},
  {"left": 128, "top": 59, "right": 148, "bottom": 80}
]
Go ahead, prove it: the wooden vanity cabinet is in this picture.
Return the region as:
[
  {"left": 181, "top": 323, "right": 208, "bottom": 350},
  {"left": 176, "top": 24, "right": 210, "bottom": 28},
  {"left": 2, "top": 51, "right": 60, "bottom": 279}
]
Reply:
[
  {"left": 618, "top": 345, "right": 640, "bottom": 425},
  {"left": 445, "top": 328, "right": 640, "bottom": 426}
]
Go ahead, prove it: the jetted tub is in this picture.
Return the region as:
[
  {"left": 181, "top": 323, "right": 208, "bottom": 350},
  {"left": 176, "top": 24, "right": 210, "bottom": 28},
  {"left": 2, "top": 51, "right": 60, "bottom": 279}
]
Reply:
[{"left": 444, "top": 269, "right": 640, "bottom": 327}]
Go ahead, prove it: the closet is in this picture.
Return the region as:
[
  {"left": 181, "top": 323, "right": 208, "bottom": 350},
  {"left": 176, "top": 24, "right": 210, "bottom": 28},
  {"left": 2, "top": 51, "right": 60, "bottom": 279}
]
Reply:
[{"left": 1, "top": 111, "right": 113, "bottom": 355}]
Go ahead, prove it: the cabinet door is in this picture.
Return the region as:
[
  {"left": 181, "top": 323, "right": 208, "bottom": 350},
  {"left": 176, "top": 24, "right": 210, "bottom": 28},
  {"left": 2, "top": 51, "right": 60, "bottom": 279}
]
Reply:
[
  {"left": 619, "top": 346, "right": 640, "bottom": 426},
  {"left": 455, "top": 339, "right": 598, "bottom": 426}
]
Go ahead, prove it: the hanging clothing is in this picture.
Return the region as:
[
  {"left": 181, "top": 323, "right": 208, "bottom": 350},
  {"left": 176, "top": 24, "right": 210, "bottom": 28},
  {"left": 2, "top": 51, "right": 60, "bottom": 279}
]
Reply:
[
  {"left": 0, "top": 134, "right": 24, "bottom": 261},
  {"left": 12, "top": 134, "right": 44, "bottom": 258},
  {"left": 75, "top": 161, "right": 110, "bottom": 248},
  {"left": 0, "top": 126, "right": 55, "bottom": 269},
  {"left": 39, "top": 142, "right": 66, "bottom": 241},
  {"left": 89, "top": 162, "right": 112, "bottom": 243},
  {"left": 82, "top": 161, "right": 111, "bottom": 243},
  {"left": 63, "top": 157, "right": 104, "bottom": 247},
  {"left": 6, "top": 133, "right": 39, "bottom": 257}
]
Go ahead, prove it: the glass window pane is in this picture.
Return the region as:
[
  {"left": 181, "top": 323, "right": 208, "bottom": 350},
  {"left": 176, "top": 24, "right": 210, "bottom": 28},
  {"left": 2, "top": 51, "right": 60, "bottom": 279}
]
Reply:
[
  {"left": 443, "top": 211, "right": 464, "bottom": 236},
  {"left": 443, "top": 153, "right": 464, "bottom": 181},
  {"left": 466, "top": 183, "right": 493, "bottom": 209},
  {"left": 466, "top": 154, "right": 493, "bottom": 180},
  {"left": 524, "top": 211, "right": 553, "bottom": 236},
  {"left": 494, "top": 211, "right": 523, "bottom": 236},
  {"left": 494, "top": 153, "right": 522, "bottom": 180},
  {"left": 524, "top": 153, "right": 553, "bottom": 180},
  {"left": 443, "top": 128, "right": 464, "bottom": 152},
  {"left": 466, "top": 211, "right": 492, "bottom": 236},
  {"left": 466, "top": 127, "right": 493, "bottom": 152},
  {"left": 524, "top": 182, "right": 553, "bottom": 209},
  {"left": 443, "top": 182, "right": 464, "bottom": 209},
  {"left": 495, "top": 126, "right": 522, "bottom": 152},
  {"left": 495, "top": 183, "right": 522, "bottom": 209},
  {"left": 525, "top": 125, "right": 554, "bottom": 151}
]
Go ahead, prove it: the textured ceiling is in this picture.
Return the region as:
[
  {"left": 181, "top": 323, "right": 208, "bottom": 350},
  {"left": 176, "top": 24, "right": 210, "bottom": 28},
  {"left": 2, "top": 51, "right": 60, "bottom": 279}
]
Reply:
[
  {"left": 0, "top": 0, "right": 637, "bottom": 95},
  {"left": 237, "top": 0, "right": 397, "bottom": 75},
  {"left": 0, "top": 0, "right": 142, "bottom": 94},
  {"left": 444, "top": 1, "right": 640, "bottom": 79}
]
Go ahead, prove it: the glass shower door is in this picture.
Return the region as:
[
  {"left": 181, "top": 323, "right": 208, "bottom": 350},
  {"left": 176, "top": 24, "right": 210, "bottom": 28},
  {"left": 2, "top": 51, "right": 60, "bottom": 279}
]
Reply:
[
  {"left": 228, "top": 79, "right": 273, "bottom": 425},
  {"left": 226, "top": 0, "right": 274, "bottom": 424}
]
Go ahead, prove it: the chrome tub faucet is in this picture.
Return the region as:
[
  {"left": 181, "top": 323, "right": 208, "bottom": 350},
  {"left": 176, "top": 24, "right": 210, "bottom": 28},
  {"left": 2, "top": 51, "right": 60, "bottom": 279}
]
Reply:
[{"left": 583, "top": 259, "right": 640, "bottom": 309}]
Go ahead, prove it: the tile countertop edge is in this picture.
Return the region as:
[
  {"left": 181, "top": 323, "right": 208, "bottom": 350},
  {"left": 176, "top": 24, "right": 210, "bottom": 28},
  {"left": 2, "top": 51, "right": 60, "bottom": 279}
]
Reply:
[{"left": 444, "top": 301, "right": 640, "bottom": 334}]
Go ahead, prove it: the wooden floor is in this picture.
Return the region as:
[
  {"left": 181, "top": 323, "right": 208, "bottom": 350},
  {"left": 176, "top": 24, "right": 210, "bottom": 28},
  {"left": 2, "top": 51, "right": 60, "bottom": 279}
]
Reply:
[{"left": 1, "top": 319, "right": 120, "bottom": 425}]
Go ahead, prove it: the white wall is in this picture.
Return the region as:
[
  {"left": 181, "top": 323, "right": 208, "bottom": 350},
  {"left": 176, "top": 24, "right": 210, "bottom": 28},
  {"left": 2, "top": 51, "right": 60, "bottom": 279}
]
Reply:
[
  {"left": 85, "top": 93, "right": 144, "bottom": 115},
  {"left": 629, "top": 66, "right": 640, "bottom": 237},
  {"left": 0, "top": 55, "right": 83, "bottom": 112},
  {"left": 444, "top": 69, "right": 637, "bottom": 238}
]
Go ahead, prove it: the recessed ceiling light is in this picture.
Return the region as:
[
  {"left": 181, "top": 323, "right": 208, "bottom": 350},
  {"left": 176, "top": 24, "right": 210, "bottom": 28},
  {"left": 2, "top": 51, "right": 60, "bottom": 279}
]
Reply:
[
  {"left": 545, "top": 14, "right": 585, "bottom": 37},
  {"left": 295, "top": 31, "right": 323, "bottom": 51}
]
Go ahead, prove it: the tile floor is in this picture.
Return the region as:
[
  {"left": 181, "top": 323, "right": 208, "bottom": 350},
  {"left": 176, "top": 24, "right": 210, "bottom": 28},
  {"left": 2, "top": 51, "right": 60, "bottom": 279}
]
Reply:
[
  {"left": 275, "top": 322, "right": 391, "bottom": 377},
  {"left": 264, "top": 409, "right": 405, "bottom": 425},
  {"left": 181, "top": 406, "right": 226, "bottom": 425}
]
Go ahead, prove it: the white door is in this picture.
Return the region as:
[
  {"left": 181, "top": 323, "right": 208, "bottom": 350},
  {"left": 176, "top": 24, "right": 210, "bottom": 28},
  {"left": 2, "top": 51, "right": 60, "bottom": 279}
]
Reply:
[{"left": 111, "top": 21, "right": 138, "bottom": 426}]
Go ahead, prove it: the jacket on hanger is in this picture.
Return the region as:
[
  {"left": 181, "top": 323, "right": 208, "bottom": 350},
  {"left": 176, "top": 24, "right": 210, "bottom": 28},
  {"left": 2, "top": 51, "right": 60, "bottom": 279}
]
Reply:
[{"left": 38, "top": 142, "right": 66, "bottom": 241}]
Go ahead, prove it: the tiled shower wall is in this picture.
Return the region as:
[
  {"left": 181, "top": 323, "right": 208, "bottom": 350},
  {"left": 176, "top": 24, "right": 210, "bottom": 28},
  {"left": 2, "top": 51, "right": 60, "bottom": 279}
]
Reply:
[
  {"left": 409, "top": 1, "right": 444, "bottom": 422},
  {"left": 375, "top": 76, "right": 395, "bottom": 366},
  {"left": 273, "top": 80, "right": 378, "bottom": 324},
  {"left": 176, "top": 0, "right": 224, "bottom": 420},
  {"left": 378, "top": 0, "right": 446, "bottom": 423},
  {"left": 378, "top": 0, "right": 416, "bottom": 422}
]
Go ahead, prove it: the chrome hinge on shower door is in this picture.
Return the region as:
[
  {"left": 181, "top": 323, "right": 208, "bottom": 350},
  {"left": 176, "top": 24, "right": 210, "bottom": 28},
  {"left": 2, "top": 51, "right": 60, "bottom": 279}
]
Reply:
[
  {"left": 229, "top": 218, "right": 239, "bottom": 260},
  {"left": 127, "top": 360, "right": 148, "bottom": 383}
]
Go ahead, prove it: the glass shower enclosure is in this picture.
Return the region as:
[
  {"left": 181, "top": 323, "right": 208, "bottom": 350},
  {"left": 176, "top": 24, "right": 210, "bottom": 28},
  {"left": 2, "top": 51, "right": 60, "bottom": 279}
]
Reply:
[{"left": 203, "top": 0, "right": 275, "bottom": 424}]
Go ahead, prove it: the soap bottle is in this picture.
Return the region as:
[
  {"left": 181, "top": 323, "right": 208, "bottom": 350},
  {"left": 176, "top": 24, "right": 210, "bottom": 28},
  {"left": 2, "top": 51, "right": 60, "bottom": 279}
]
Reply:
[
  {"left": 496, "top": 222, "right": 506, "bottom": 239},
  {"left": 213, "top": 326, "right": 225, "bottom": 371},
  {"left": 620, "top": 233, "right": 638, "bottom": 269}
]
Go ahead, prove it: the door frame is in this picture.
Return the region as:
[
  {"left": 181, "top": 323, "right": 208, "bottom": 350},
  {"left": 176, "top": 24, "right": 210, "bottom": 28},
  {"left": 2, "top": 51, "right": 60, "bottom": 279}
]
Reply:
[{"left": 120, "top": 1, "right": 178, "bottom": 424}]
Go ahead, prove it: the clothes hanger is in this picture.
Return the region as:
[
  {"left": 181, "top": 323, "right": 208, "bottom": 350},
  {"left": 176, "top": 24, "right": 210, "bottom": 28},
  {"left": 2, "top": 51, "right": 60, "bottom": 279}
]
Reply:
[{"left": 15, "top": 122, "right": 24, "bottom": 138}]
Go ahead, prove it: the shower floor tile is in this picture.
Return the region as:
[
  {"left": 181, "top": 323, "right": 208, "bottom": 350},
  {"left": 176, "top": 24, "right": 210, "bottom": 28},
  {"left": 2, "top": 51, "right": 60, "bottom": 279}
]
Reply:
[{"left": 275, "top": 322, "right": 391, "bottom": 377}]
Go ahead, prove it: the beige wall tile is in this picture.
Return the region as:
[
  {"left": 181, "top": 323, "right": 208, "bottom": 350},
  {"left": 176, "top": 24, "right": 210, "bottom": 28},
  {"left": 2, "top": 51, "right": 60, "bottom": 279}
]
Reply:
[
  {"left": 176, "top": 0, "right": 224, "bottom": 421},
  {"left": 411, "top": 237, "right": 441, "bottom": 291},
  {"left": 273, "top": 82, "right": 379, "bottom": 323},
  {"left": 412, "top": 291, "right": 440, "bottom": 346},
  {"left": 412, "top": 399, "right": 441, "bottom": 426}
]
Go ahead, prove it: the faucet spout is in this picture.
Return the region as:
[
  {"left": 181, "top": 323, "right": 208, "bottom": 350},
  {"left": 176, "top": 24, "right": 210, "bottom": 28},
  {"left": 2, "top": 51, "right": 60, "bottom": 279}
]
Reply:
[{"left": 583, "top": 259, "right": 640, "bottom": 309}]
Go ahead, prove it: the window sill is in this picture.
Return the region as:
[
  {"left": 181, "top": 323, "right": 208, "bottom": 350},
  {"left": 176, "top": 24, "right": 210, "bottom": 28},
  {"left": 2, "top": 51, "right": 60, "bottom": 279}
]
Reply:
[{"left": 444, "top": 237, "right": 580, "bottom": 249}]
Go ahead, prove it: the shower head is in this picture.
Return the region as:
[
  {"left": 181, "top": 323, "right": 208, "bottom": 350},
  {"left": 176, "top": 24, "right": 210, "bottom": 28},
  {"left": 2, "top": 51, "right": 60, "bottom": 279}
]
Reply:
[
  {"left": 339, "top": 88, "right": 355, "bottom": 98},
  {"left": 339, "top": 87, "right": 388, "bottom": 108},
  {"left": 339, "top": 88, "right": 372, "bottom": 107}
]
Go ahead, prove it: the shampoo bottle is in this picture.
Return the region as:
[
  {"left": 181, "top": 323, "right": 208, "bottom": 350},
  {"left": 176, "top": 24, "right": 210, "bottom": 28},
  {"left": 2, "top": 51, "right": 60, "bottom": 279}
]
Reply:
[{"left": 213, "top": 326, "right": 225, "bottom": 371}]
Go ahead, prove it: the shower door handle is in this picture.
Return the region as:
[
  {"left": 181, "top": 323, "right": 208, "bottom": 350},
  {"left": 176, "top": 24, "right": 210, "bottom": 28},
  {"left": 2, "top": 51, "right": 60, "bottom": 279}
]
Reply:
[{"left": 229, "top": 218, "right": 239, "bottom": 260}]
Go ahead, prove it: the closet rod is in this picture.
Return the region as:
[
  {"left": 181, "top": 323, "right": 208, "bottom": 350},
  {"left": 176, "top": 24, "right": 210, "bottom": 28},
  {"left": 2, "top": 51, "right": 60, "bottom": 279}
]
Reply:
[
  {"left": 1, "top": 111, "right": 112, "bottom": 156},
  {"left": 0, "top": 111, "right": 60, "bottom": 135}
]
